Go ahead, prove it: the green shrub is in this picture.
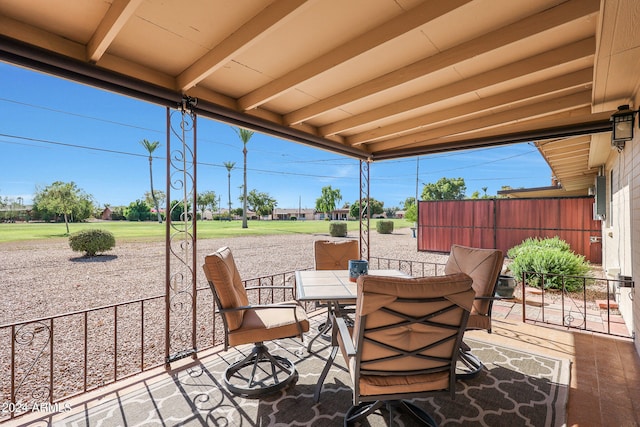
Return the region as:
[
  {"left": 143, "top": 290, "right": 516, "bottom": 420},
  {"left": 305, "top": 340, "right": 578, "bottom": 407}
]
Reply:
[
  {"left": 69, "top": 229, "right": 116, "bottom": 257},
  {"left": 507, "top": 236, "right": 570, "bottom": 259},
  {"left": 376, "top": 220, "right": 394, "bottom": 234},
  {"left": 508, "top": 237, "right": 590, "bottom": 292},
  {"left": 329, "top": 221, "right": 348, "bottom": 237}
]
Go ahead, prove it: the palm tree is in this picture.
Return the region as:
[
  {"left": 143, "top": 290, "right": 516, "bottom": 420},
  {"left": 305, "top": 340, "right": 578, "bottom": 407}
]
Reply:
[
  {"left": 234, "top": 128, "right": 254, "bottom": 228},
  {"left": 223, "top": 161, "right": 236, "bottom": 220},
  {"left": 140, "top": 139, "right": 162, "bottom": 223}
]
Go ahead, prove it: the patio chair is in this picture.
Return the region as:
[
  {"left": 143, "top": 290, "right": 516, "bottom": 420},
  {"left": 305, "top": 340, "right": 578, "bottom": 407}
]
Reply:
[
  {"left": 314, "top": 239, "right": 360, "bottom": 270},
  {"left": 444, "top": 244, "right": 504, "bottom": 379},
  {"left": 308, "top": 239, "right": 360, "bottom": 351},
  {"left": 202, "top": 246, "right": 310, "bottom": 396},
  {"left": 331, "top": 273, "right": 474, "bottom": 426}
]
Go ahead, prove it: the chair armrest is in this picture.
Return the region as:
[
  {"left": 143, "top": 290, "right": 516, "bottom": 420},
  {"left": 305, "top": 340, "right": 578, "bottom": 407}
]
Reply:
[
  {"left": 244, "top": 285, "right": 295, "bottom": 291},
  {"left": 334, "top": 316, "right": 356, "bottom": 357},
  {"left": 218, "top": 303, "right": 300, "bottom": 313}
]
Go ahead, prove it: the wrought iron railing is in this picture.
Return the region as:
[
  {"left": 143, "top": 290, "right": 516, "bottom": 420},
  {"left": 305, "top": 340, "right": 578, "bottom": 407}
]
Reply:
[
  {"left": 368, "top": 256, "right": 446, "bottom": 277},
  {"left": 519, "top": 271, "right": 634, "bottom": 337},
  {"left": 1, "top": 260, "right": 633, "bottom": 422},
  {"left": 0, "top": 270, "right": 303, "bottom": 422}
]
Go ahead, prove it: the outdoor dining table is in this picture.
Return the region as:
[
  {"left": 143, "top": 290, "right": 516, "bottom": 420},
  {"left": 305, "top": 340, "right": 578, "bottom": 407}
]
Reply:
[{"left": 295, "top": 268, "right": 411, "bottom": 401}]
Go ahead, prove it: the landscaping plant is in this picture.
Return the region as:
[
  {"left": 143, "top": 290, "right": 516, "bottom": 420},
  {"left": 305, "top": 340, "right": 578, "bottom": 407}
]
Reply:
[
  {"left": 507, "top": 236, "right": 591, "bottom": 292},
  {"left": 329, "top": 221, "right": 348, "bottom": 237},
  {"left": 69, "top": 229, "right": 116, "bottom": 257},
  {"left": 376, "top": 220, "right": 394, "bottom": 234}
]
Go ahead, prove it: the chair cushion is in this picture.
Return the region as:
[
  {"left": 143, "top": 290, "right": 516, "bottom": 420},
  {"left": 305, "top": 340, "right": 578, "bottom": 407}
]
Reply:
[
  {"left": 444, "top": 244, "right": 503, "bottom": 318},
  {"left": 203, "top": 247, "right": 249, "bottom": 331},
  {"left": 358, "top": 371, "right": 450, "bottom": 396},
  {"left": 350, "top": 274, "right": 474, "bottom": 375},
  {"left": 227, "top": 301, "right": 310, "bottom": 347},
  {"left": 338, "top": 273, "right": 474, "bottom": 400},
  {"left": 314, "top": 239, "right": 360, "bottom": 270}
]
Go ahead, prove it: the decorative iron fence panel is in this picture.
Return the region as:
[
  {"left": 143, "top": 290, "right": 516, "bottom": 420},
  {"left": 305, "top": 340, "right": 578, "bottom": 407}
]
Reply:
[{"left": 0, "top": 271, "right": 301, "bottom": 422}]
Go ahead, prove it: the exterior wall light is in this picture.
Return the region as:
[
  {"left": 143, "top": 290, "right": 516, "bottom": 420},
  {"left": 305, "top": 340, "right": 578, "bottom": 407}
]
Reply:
[{"left": 610, "top": 104, "right": 638, "bottom": 151}]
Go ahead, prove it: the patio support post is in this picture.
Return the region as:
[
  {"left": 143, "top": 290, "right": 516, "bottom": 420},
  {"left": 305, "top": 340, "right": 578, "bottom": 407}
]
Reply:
[
  {"left": 164, "top": 97, "right": 198, "bottom": 365},
  {"left": 359, "top": 159, "right": 370, "bottom": 261}
]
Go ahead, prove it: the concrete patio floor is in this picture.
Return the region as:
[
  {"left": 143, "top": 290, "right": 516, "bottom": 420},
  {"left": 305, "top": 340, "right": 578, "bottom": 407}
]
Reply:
[{"left": 12, "top": 308, "right": 640, "bottom": 427}]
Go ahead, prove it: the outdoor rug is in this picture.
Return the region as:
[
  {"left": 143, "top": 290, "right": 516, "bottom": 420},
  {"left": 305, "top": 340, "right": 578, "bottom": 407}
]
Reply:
[{"left": 54, "top": 333, "right": 570, "bottom": 427}]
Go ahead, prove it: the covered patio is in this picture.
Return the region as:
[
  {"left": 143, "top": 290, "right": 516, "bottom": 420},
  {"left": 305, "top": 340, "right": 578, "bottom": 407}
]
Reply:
[
  {"left": 15, "top": 310, "right": 640, "bottom": 426},
  {"left": 2, "top": 0, "right": 640, "bottom": 425}
]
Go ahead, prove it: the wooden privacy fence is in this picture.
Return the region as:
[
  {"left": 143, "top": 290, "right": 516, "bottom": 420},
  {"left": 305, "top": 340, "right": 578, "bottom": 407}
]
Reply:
[{"left": 417, "top": 196, "right": 602, "bottom": 263}]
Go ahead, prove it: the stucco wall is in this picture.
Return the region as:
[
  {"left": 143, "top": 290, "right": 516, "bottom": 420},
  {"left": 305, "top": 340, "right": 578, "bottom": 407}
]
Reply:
[{"left": 603, "top": 107, "right": 639, "bottom": 350}]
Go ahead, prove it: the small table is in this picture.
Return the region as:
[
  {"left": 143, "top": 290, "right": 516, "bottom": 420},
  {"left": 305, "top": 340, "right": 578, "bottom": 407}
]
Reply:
[
  {"left": 295, "top": 269, "right": 410, "bottom": 401},
  {"left": 295, "top": 269, "right": 409, "bottom": 350},
  {"left": 295, "top": 269, "right": 409, "bottom": 302}
]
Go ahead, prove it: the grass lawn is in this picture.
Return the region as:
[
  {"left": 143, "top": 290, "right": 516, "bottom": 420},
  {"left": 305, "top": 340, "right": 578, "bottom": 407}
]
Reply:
[{"left": 0, "top": 219, "right": 412, "bottom": 243}]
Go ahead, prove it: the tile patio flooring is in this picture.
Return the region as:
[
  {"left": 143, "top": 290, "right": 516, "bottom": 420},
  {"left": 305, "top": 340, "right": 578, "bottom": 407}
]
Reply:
[{"left": 13, "top": 305, "right": 640, "bottom": 427}]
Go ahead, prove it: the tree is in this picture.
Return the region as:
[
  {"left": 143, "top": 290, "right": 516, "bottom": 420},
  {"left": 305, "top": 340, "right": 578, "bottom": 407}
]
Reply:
[
  {"left": 144, "top": 190, "right": 165, "bottom": 212},
  {"left": 421, "top": 177, "right": 466, "bottom": 200},
  {"left": 349, "top": 197, "right": 384, "bottom": 219},
  {"left": 404, "top": 204, "right": 417, "bottom": 223},
  {"left": 223, "top": 161, "right": 236, "bottom": 220},
  {"left": 245, "top": 189, "right": 277, "bottom": 218},
  {"left": 234, "top": 128, "right": 254, "bottom": 228},
  {"left": 124, "top": 199, "right": 150, "bottom": 221},
  {"left": 402, "top": 197, "right": 416, "bottom": 209},
  {"left": 315, "top": 186, "right": 342, "bottom": 218},
  {"left": 384, "top": 207, "right": 398, "bottom": 218},
  {"left": 169, "top": 199, "right": 191, "bottom": 222},
  {"left": 140, "top": 139, "right": 163, "bottom": 223},
  {"left": 33, "top": 181, "right": 93, "bottom": 234},
  {"left": 197, "top": 190, "right": 217, "bottom": 219}
]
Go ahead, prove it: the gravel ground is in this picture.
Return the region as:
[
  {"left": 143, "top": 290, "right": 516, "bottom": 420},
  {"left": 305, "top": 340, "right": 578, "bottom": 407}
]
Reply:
[{"left": 0, "top": 226, "right": 446, "bottom": 325}]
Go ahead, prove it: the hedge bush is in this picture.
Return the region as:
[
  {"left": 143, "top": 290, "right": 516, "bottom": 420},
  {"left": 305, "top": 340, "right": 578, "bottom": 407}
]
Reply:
[
  {"left": 507, "top": 237, "right": 590, "bottom": 292},
  {"left": 329, "top": 221, "right": 348, "bottom": 237},
  {"left": 69, "top": 229, "right": 116, "bottom": 257},
  {"left": 376, "top": 220, "right": 394, "bottom": 234},
  {"left": 507, "top": 236, "right": 570, "bottom": 259}
]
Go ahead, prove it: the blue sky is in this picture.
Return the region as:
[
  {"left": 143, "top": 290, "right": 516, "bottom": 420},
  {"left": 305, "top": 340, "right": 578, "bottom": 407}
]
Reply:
[{"left": 0, "top": 61, "right": 552, "bottom": 211}]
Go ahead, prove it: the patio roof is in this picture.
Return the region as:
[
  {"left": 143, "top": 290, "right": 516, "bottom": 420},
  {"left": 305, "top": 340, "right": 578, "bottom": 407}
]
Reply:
[{"left": 1, "top": 0, "right": 639, "bottom": 193}]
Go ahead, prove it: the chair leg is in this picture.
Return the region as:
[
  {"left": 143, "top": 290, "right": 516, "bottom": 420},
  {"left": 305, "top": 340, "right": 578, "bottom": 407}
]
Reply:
[
  {"left": 307, "top": 311, "right": 333, "bottom": 352},
  {"left": 456, "top": 341, "right": 484, "bottom": 379},
  {"left": 224, "top": 342, "right": 297, "bottom": 397},
  {"left": 344, "top": 401, "right": 385, "bottom": 426},
  {"left": 396, "top": 400, "right": 438, "bottom": 426},
  {"left": 345, "top": 400, "right": 438, "bottom": 426}
]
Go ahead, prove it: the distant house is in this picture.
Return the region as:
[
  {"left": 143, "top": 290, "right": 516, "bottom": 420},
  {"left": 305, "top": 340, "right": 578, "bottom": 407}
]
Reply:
[
  {"left": 313, "top": 208, "right": 351, "bottom": 221},
  {"left": 272, "top": 208, "right": 315, "bottom": 220},
  {"left": 202, "top": 209, "right": 213, "bottom": 220},
  {"left": 101, "top": 207, "right": 112, "bottom": 220}
]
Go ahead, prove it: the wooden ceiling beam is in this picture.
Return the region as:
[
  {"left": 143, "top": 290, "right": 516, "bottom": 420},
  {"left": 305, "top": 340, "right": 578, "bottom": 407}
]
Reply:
[
  {"left": 347, "top": 68, "right": 593, "bottom": 145},
  {"left": 177, "top": 0, "right": 308, "bottom": 92},
  {"left": 536, "top": 135, "right": 591, "bottom": 148},
  {"left": 372, "top": 110, "right": 612, "bottom": 160},
  {"left": 367, "top": 90, "right": 592, "bottom": 152},
  {"left": 427, "top": 108, "right": 602, "bottom": 146},
  {"left": 321, "top": 37, "right": 595, "bottom": 137},
  {"left": 87, "top": 0, "right": 143, "bottom": 63},
  {"left": 543, "top": 144, "right": 591, "bottom": 157},
  {"left": 237, "top": 0, "right": 472, "bottom": 111},
  {"left": 285, "top": 0, "right": 599, "bottom": 126}
]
